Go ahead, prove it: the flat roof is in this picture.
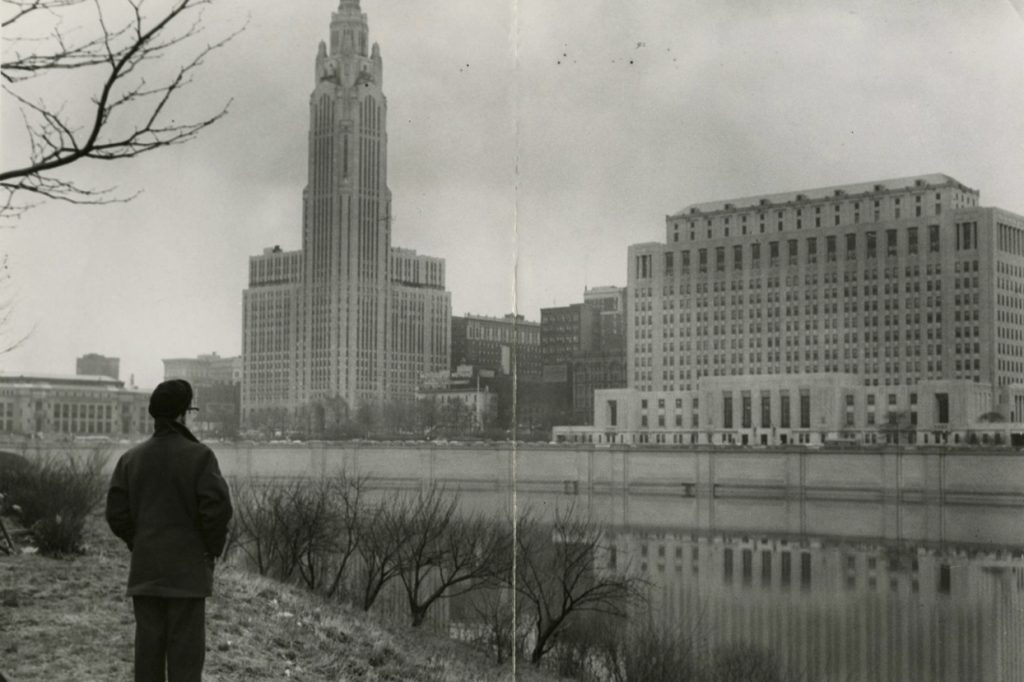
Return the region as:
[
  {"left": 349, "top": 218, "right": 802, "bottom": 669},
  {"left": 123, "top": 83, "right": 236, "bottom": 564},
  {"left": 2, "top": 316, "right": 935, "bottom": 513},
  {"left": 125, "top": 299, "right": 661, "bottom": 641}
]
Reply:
[{"left": 671, "top": 173, "right": 974, "bottom": 218}]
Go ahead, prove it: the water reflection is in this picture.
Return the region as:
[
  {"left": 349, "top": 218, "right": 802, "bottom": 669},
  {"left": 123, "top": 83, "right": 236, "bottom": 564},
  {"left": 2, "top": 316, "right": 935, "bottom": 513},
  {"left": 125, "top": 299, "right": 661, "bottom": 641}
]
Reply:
[{"left": 609, "top": 529, "right": 1024, "bottom": 682}]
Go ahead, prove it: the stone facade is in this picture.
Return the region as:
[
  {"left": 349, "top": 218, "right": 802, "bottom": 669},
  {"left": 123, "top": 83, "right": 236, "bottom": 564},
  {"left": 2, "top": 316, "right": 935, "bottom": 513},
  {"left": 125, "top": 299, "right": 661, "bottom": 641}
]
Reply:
[
  {"left": 241, "top": 1, "right": 450, "bottom": 424},
  {"left": 0, "top": 373, "right": 150, "bottom": 439}
]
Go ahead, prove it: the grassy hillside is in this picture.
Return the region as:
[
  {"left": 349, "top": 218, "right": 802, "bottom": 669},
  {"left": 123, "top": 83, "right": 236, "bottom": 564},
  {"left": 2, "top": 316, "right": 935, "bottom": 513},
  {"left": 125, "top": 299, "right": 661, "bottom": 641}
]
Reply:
[{"left": 0, "top": 517, "right": 556, "bottom": 681}]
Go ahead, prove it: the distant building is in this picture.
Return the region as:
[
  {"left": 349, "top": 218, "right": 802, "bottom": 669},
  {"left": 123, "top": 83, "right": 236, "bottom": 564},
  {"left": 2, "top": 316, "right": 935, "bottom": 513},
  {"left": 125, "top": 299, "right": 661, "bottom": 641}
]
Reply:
[
  {"left": 0, "top": 373, "right": 150, "bottom": 440},
  {"left": 542, "top": 286, "right": 629, "bottom": 425},
  {"left": 554, "top": 373, "right": 1024, "bottom": 447},
  {"left": 76, "top": 353, "right": 119, "bottom": 381},
  {"left": 555, "top": 173, "right": 1024, "bottom": 445},
  {"left": 241, "top": 246, "right": 303, "bottom": 416},
  {"left": 240, "top": 3, "right": 450, "bottom": 425},
  {"left": 627, "top": 173, "right": 1022, "bottom": 393},
  {"left": 416, "top": 366, "right": 496, "bottom": 433},
  {"left": 162, "top": 353, "right": 242, "bottom": 437},
  {"left": 450, "top": 314, "right": 541, "bottom": 379}
]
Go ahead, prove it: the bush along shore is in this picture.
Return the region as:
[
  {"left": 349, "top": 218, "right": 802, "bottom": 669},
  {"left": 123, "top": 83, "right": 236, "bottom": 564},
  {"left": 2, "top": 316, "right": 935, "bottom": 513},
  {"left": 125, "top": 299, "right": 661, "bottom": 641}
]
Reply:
[{"left": 1, "top": 454, "right": 804, "bottom": 681}]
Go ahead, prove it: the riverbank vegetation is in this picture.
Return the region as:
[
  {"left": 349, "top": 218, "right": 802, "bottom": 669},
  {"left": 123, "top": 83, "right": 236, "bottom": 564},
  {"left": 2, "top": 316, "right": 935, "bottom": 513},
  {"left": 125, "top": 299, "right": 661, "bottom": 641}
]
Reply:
[
  {"left": 228, "top": 475, "right": 805, "bottom": 681},
  {"left": 0, "top": 516, "right": 558, "bottom": 681},
  {"left": 1, "top": 458, "right": 804, "bottom": 681}
]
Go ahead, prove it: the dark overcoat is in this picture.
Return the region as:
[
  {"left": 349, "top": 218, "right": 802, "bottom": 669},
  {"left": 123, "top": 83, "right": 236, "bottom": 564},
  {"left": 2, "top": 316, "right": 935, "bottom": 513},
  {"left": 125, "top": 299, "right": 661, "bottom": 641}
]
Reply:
[{"left": 105, "top": 419, "right": 233, "bottom": 598}]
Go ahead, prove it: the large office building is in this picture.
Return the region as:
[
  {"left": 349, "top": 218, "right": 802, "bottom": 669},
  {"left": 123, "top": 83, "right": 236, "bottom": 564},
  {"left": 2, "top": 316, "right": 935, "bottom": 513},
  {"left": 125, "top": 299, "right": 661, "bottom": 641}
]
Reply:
[
  {"left": 541, "top": 287, "right": 628, "bottom": 424},
  {"left": 555, "top": 174, "right": 1024, "bottom": 445},
  {"left": 450, "top": 314, "right": 541, "bottom": 379},
  {"left": 242, "top": 1, "right": 450, "bottom": 424}
]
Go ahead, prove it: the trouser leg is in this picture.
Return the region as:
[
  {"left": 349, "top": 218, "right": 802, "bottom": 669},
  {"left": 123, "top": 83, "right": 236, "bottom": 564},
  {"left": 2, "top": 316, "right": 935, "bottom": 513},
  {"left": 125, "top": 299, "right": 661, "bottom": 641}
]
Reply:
[
  {"left": 165, "top": 597, "right": 206, "bottom": 682},
  {"left": 132, "top": 596, "right": 168, "bottom": 682}
]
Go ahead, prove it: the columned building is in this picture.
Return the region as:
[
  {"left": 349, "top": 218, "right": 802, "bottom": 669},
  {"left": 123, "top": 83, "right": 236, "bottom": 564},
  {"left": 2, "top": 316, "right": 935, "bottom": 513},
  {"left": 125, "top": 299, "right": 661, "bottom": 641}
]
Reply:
[
  {"left": 242, "top": 1, "right": 450, "bottom": 424},
  {"left": 555, "top": 174, "right": 1024, "bottom": 445},
  {"left": 0, "top": 373, "right": 150, "bottom": 440}
]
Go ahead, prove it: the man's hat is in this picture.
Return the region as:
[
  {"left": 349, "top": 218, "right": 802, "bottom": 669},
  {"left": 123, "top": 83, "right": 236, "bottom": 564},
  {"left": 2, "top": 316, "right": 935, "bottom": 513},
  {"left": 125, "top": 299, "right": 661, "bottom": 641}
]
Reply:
[{"left": 148, "top": 379, "right": 194, "bottom": 418}]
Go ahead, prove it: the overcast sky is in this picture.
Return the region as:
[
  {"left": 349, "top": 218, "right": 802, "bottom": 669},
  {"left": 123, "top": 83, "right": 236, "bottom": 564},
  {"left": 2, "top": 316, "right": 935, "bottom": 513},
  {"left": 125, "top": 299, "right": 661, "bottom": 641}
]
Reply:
[{"left": 2, "top": 0, "right": 1023, "bottom": 388}]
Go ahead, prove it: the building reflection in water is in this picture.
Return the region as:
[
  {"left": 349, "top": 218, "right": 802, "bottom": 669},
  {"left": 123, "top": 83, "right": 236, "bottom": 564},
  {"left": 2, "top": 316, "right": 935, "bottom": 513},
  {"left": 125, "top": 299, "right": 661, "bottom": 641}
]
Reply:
[{"left": 605, "top": 530, "right": 1024, "bottom": 682}]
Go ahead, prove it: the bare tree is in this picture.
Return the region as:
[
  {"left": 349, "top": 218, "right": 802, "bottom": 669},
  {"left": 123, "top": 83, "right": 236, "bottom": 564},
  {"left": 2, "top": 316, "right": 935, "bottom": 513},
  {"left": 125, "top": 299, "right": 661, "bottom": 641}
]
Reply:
[
  {"left": 0, "top": 255, "right": 32, "bottom": 354},
  {"left": 461, "top": 584, "right": 528, "bottom": 665},
  {"left": 513, "top": 506, "right": 645, "bottom": 666},
  {"left": 1, "top": 0, "right": 243, "bottom": 217},
  {"left": 354, "top": 493, "right": 410, "bottom": 612},
  {"left": 323, "top": 472, "right": 370, "bottom": 599},
  {"left": 394, "top": 486, "right": 513, "bottom": 627}
]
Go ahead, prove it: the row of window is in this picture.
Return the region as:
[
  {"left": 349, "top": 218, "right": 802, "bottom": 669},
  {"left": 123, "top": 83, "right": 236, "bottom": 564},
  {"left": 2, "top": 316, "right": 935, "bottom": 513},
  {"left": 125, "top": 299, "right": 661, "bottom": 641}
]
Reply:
[
  {"left": 671, "top": 191, "right": 958, "bottom": 242},
  {"left": 651, "top": 227, "right": 950, "bottom": 280}
]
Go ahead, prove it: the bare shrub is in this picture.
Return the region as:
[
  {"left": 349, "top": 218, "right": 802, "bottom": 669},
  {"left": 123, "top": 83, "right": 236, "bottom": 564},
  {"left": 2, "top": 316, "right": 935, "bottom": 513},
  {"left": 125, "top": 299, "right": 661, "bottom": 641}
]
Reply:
[
  {"left": 230, "top": 473, "right": 373, "bottom": 599},
  {"left": 457, "top": 583, "right": 528, "bottom": 665},
  {"left": 0, "top": 447, "right": 108, "bottom": 556},
  {"left": 394, "top": 486, "right": 513, "bottom": 627},
  {"left": 513, "top": 505, "right": 646, "bottom": 666},
  {"left": 322, "top": 474, "right": 370, "bottom": 599}
]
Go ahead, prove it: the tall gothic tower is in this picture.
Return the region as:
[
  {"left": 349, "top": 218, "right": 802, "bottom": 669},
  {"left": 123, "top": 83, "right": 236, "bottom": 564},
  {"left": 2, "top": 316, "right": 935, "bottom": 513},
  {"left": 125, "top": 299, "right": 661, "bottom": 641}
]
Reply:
[
  {"left": 301, "top": 0, "right": 390, "bottom": 410},
  {"left": 242, "top": 1, "right": 450, "bottom": 426}
]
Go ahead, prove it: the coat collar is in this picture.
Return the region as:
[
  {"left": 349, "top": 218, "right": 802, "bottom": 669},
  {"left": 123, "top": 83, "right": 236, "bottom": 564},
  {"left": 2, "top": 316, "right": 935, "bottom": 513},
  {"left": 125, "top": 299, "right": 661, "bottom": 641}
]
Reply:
[{"left": 153, "top": 417, "right": 201, "bottom": 443}]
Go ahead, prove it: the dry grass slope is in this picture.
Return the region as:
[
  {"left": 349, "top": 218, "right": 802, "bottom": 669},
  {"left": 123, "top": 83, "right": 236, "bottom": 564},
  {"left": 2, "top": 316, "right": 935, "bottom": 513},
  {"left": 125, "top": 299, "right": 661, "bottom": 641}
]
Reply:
[{"left": 0, "top": 517, "right": 558, "bottom": 682}]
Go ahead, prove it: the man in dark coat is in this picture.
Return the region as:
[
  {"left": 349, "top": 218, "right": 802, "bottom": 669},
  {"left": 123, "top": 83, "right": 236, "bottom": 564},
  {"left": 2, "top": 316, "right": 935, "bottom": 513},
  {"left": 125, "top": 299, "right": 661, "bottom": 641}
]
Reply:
[{"left": 106, "top": 379, "right": 233, "bottom": 682}]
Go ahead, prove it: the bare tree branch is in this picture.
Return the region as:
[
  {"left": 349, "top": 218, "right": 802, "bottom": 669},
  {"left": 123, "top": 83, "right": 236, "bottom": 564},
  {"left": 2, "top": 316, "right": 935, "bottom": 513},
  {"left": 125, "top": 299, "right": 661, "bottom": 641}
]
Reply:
[
  {"left": 512, "top": 505, "right": 647, "bottom": 666},
  {"left": 0, "top": 0, "right": 245, "bottom": 218},
  {"left": 0, "top": 255, "right": 34, "bottom": 354}
]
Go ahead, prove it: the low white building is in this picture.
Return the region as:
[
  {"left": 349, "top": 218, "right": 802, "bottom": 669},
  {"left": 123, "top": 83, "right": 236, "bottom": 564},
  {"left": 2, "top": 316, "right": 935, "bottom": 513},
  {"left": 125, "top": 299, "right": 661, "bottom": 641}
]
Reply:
[{"left": 553, "top": 373, "right": 1024, "bottom": 447}]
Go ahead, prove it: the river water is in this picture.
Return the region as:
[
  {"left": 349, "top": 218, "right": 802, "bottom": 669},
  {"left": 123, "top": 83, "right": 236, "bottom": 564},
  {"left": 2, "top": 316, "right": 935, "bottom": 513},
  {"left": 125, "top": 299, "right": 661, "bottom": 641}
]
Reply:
[
  {"left": 605, "top": 528, "right": 1024, "bottom": 681},
  {"left": 446, "top": 487, "right": 1024, "bottom": 681}
]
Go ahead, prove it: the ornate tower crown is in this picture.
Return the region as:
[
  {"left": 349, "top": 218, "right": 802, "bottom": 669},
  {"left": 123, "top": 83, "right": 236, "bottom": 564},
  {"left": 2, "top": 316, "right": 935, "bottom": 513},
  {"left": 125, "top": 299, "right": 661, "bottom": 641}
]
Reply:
[{"left": 330, "top": 0, "right": 368, "bottom": 57}]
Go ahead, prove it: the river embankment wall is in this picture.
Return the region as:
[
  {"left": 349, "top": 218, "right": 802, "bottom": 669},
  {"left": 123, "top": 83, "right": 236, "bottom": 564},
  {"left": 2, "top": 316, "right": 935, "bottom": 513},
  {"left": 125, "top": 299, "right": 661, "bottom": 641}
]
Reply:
[{"left": 6, "top": 440, "right": 1024, "bottom": 547}]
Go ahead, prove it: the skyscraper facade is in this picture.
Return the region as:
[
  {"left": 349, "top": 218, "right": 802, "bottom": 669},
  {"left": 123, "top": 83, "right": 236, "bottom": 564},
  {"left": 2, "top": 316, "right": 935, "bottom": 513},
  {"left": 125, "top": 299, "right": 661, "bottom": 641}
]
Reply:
[
  {"left": 555, "top": 174, "right": 1024, "bottom": 446},
  {"left": 242, "top": 1, "right": 450, "bottom": 424},
  {"left": 629, "top": 174, "right": 1023, "bottom": 392}
]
